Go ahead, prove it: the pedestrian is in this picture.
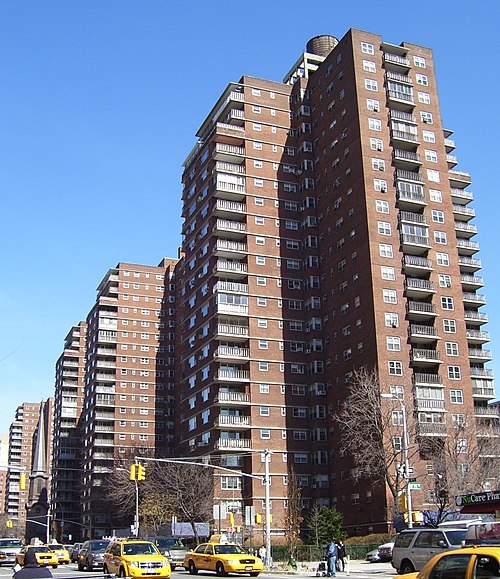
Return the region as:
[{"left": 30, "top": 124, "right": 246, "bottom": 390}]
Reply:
[
  {"left": 258, "top": 545, "right": 267, "bottom": 565},
  {"left": 13, "top": 550, "right": 53, "bottom": 579},
  {"left": 325, "top": 541, "right": 338, "bottom": 577},
  {"left": 337, "top": 541, "right": 346, "bottom": 572}
]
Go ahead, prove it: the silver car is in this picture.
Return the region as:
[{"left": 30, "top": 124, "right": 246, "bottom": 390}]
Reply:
[{"left": 0, "top": 539, "right": 23, "bottom": 566}]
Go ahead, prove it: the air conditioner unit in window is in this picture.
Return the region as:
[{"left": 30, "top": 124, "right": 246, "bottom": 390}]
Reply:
[{"left": 380, "top": 187, "right": 387, "bottom": 193}]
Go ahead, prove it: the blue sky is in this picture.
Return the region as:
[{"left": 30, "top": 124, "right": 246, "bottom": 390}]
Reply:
[{"left": 1, "top": 0, "right": 499, "bottom": 434}]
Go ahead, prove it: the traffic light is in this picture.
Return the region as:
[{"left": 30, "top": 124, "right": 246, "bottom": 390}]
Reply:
[
  {"left": 19, "top": 474, "right": 26, "bottom": 490},
  {"left": 228, "top": 512, "right": 234, "bottom": 527},
  {"left": 130, "top": 464, "right": 137, "bottom": 480},
  {"left": 137, "top": 464, "right": 146, "bottom": 481},
  {"left": 255, "top": 513, "right": 262, "bottom": 524},
  {"left": 399, "top": 492, "right": 407, "bottom": 512},
  {"left": 6, "top": 520, "right": 12, "bottom": 528}
]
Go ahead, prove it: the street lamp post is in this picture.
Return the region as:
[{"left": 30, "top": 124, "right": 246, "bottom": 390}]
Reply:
[{"left": 381, "top": 393, "right": 414, "bottom": 528}]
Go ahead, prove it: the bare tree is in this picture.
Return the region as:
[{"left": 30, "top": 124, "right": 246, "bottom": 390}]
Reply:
[
  {"left": 284, "top": 465, "right": 303, "bottom": 561},
  {"left": 140, "top": 492, "right": 175, "bottom": 535},
  {"left": 419, "top": 416, "right": 500, "bottom": 525},
  {"left": 334, "top": 367, "right": 414, "bottom": 505}
]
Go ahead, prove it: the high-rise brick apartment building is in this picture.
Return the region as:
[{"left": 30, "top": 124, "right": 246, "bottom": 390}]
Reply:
[
  {"left": 76, "top": 259, "right": 178, "bottom": 538},
  {"left": 177, "top": 28, "right": 498, "bottom": 534}
]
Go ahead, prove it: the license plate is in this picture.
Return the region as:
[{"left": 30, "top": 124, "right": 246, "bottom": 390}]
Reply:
[{"left": 245, "top": 567, "right": 253, "bottom": 571}]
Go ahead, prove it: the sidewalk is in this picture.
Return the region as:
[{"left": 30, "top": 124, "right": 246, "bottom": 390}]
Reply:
[{"left": 266, "top": 559, "right": 394, "bottom": 575}]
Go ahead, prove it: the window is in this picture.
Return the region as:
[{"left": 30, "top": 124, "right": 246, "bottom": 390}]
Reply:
[
  {"left": 450, "top": 389, "right": 464, "bottom": 404},
  {"left": 432, "top": 210, "right": 445, "bottom": 223},
  {"left": 434, "top": 231, "right": 447, "bottom": 244},
  {"left": 448, "top": 366, "right": 461, "bottom": 380},
  {"left": 416, "top": 73, "right": 428, "bottom": 85},
  {"left": 260, "top": 383, "right": 270, "bottom": 394},
  {"left": 374, "top": 179, "right": 388, "bottom": 192},
  {"left": 413, "top": 56, "right": 426, "bottom": 68},
  {"left": 257, "top": 318, "right": 268, "bottom": 328},
  {"left": 387, "top": 336, "right": 401, "bottom": 351},
  {"left": 367, "top": 98, "right": 380, "bottom": 112},
  {"left": 365, "top": 79, "right": 378, "bottom": 91},
  {"left": 260, "top": 406, "right": 270, "bottom": 416},
  {"left": 421, "top": 111, "right": 433, "bottom": 124},
  {"left": 385, "top": 313, "right": 399, "bottom": 328},
  {"left": 255, "top": 216, "right": 265, "bottom": 225},
  {"left": 446, "top": 342, "right": 459, "bottom": 356},
  {"left": 258, "top": 340, "right": 269, "bottom": 350},
  {"left": 418, "top": 91, "right": 431, "bottom": 104},
  {"left": 369, "top": 118, "right": 382, "bottom": 131},
  {"left": 379, "top": 244, "right": 393, "bottom": 258},
  {"left": 377, "top": 221, "right": 391, "bottom": 235},
  {"left": 376, "top": 199, "right": 390, "bottom": 213},
  {"left": 439, "top": 274, "right": 452, "bottom": 288},
  {"left": 436, "top": 252, "right": 449, "bottom": 266},
  {"left": 443, "top": 319, "right": 456, "bottom": 333},
  {"left": 372, "top": 158, "right": 385, "bottom": 171},
  {"left": 259, "top": 361, "right": 269, "bottom": 371},
  {"left": 254, "top": 178, "right": 264, "bottom": 187},
  {"left": 389, "top": 361, "right": 403, "bottom": 375},
  {"left": 363, "top": 60, "right": 376, "bottom": 72},
  {"left": 427, "top": 169, "right": 440, "bottom": 182},
  {"left": 257, "top": 297, "right": 267, "bottom": 307},
  {"left": 429, "top": 189, "right": 442, "bottom": 203},
  {"left": 381, "top": 266, "right": 395, "bottom": 280},
  {"left": 383, "top": 289, "right": 397, "bottom": 304},
  {"left": 425, "top": 150, "right": 438, "bottom": 163},
  {"left": 221, "top": 476, "right": 242, "bottom": 490},
  {"left": 441, "top": 296, "right": 454, "bottom": 310},
  {"left": 256, "top": 256, "right": 266, "bottom": 265},
  {"left": 423, "top": 130, "right": 436, "bottom": 143},
  {"left": 361, "top": 42, "right": 374, "bottom": 54}
]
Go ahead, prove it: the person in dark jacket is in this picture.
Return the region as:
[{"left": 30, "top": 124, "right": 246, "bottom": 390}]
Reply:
[{"left": 13, "top": 549, "right": 53, "bottom": 579}]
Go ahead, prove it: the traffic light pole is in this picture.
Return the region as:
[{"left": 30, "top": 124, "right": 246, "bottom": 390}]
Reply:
[{"left": 134, "top": 478, "right": 139, "bottom": 537}]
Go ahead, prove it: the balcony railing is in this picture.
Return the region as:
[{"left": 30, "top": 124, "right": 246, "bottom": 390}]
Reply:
[
  {"left": 415, "top": 399, "right": 445, "bottom": 410},
  {"left": 216, "top": 199, "right": 247, "bottom": 213},
  {"left": 215, "top": 240, "right": 247, "bottom": 254},
  {"left": 384, "top": 53, "right": 410, "bottom": 67},
  {"left": 215, "top": 260, "right": 248, "bottom": 274},
  {"left": 466, "top": 330, "right": 490, "bottom": 342},
  {"left": 418, "top": 423, "right": 447, "bottom": 435},
  {"left": 463, "top": 292, "right": 486, "bottom": 305},
  {"left": 217, "top": 368, "right": 250, "bottom": 381},
  {"left": 216, "top": 391, "right": 250, "bottom": 403},
  {"left": 396, "top": 169, "right": 423, "bottom": 182},
  {"left": 407, "top": 301, "right": 437, "bottom": 316},
  {"left": 214, "top": 281, "right": 248, "bottom": 294},
  {"left": 474, "top": 406, "right": 499, "bottom": 417},
  {"left": 214, "top": 346, "right": 250, "bottom": 359},
  {"left": 472, "top": 387, "right": 496, "bottom": 398},
  {"left": 216, "top": 324, "right": 249, "bottom": 337},
  {"left": 215, "top": 438, "right": 251, "bottom": 449},
  {"left": 403, "top": 255, "right": 433, "bottom": 270},
  {"left": 470, "top": 367, "right": 494, "bottom": 378},
  {"left": 405, "top": 278, "right": 435, "bottom": 292},
  {"left": 468, "top": 349, "right": 492, "bottom": 360},
  {"left": 216, "top": 303, "right": 249, "bottom": 315},
  {"left": 215, "top": 415, "right": 250, "bottom": 427},
  {"left": 413, "top": 373, "right": 443, "bottom": 386},
  {"left": 214, "top": 219, "right": 247, "bottom": 233},
  {"left": 411, "top": 349, "right": 442, "bottom": 363}
]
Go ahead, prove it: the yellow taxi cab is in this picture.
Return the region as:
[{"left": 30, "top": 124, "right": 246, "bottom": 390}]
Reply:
[
  {"left": 184, "top": 537, "right": 263, "bottom": 577},
  {"left": 397, "top": 546, "right": 500, "bottom": 579},
  {"left": 16, "top": 546, "right": 59, "bottom": 568},
  {"left": 102, "top": 539, "right": 171, "bottom": 578},
  {"left": 46, "top": 543, "right": 70, "bottom": 564}
]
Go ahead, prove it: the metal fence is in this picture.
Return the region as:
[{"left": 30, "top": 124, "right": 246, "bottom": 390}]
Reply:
[{"left": 270, "top": 543, "right": 380, "bottom": 563}]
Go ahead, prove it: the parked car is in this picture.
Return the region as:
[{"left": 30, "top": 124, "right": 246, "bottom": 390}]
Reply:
[
  {"left": 77, "top": 539, "right": 110, "bottom": 571},
  {"left": 392, "top": 528, "right": 467, "bottom": 574},
  {"left": 103, "top": 539, "right": 171, "bottom": 578},
  {"left": 184, "top": 541, "right": 263, "bottom": 576},
  {"left": 398, "top": 546, "right": 500, "bottom": 579},
  {"left": 144, "top": 537, "right": 188, "bottom": 570},
  {"left": 365, "top": 548, "right": 381, "bottom": 563},
  {"left": 0, "top": 538, "right": 23, "bottom": 566},
  {"left": 70, "top": 543, "right": 83, "bottom": 563},
  {"left": 378, "top": 540, "right": 395, "bottom": 562}
]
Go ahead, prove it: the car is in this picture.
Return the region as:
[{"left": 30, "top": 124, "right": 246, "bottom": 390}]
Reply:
[
  {"left": 15, "top": 546, "right": 59, "bottom": 568},
  {"left": 391, "top": 528, "right": 467, "bottom": 574},
  {"left": 0, "top": 538, "right": 24, "bottom": 566},
  {"left": 378, "top": 541, "right": 395, "bottom": 562},
  {"left": 70, "top": 543, "right": 83, "bottom": 563},
  {"left": 103, "top": 539, "right": 171, "bottom": 578},
  {"left": 397, "top": 546, "right": 500, "bottom": 579},
  {"left": 184, "top": 541, "right": 263, "bottom": 576},
  {"left": 366, "top": 548, "right": 381, "bottom": 563},
  {"left": 46, "top": 543, "right": 70, "bottom": 564},
  {"left": 77, "top": 539, "right": 111, "bottom": 571},
  {"left": 144, "top": 537, "right": 188, "bottom": 570}
]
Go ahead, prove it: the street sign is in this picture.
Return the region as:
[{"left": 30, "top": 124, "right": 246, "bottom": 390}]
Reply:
[
  {"left": 409, "top": 477, "right": 417, "bottom": 483},
  {"left": 409, "top": 483, "right": 421, "bottom": 490},
  {"left": 407, "top": 468, "right": 414, "bottom": 474}
]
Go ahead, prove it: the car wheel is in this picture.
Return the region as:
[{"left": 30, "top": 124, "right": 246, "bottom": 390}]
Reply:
[
  {"left": 400, "top": 561, "right": 415, "bottom": 575},
  {"left": 188, "top": 560, "right": 198, "bottom": 575},
  {"left": 216, "top": 562, "right": 227, "bottom": 576},
  {"left": 87, "top": 561, "right": 94, "bottom": 571},
  {"left": 249, "top": 573, "right": 260, "bottom": 577},
  {"left": 52, "top": 566, "right": 58, "bottom": 569}
]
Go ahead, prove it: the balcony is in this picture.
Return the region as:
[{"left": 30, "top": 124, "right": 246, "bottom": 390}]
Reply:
[
  {"left": 474, "top": 406, "right": 499, "bottom": 418},
  {"left": 94, "top": 437, "right": 115, "bottom": 446},
  {"left": 458, "top": 256, "right": 482, "bottom": 274},
  {"left": 403, "top": 255, "right": 433, "bottom": 276},
  {"left": 215, "top": 391, "right": 250, "bottom": 404},
  {"left": 96, "top": 360, "right": 116, "bottom": 369},
  {"left": 216, "top": 368, "right": 250, "bottom": 382},
  {"left": 418, "top": 423, "right": 447, "bottom": 436},
  {"left": 214, "top": 346, "right": 250, "bottom": 361},
  {"left": 449, "top": 170, "right": 472, "bottom": 189},
  {"left": 453, "top": 204, "right": 475, "bottom": 222},
  {"left": 415, "top": 399, "right": 445, "bottom": 411},
  {"left": 456, "top": 239, "right": 480, "bottom": 256},
  {"left": 470, "top": 367, "right": 494, "bottom": 380},
  {"left": 393, "top": 149, "right": 422, "bottom": 169},
  {"left": 466, "top": 329, "right": 490, "bottom": 345},
  {"left": 214, "top": 121, "right": 245, "bottom": 141},
  {"left": 214, "top": 260, "right": 248, "bottom": 278},
  {"left": 413, "top": 373, "right": 443, "bottom": 387},
  {"left": 464, "top": 310, "right": 488, "bottom": 327},
  {"left": 410, "top": 348, "right": 442, "bottom": 366},
  {"left": 216, "top": 161, "right": 245, "bottom": 175},
  {"left": 468, "top": 348, "right": 493, "bottom": 363},
  {"left": 461, "top": 274, "right": 483, "bottom": 291},
  {"left": 444, "top": 137, "right": 456, "bottom": 152},
  {"left": 95, "top": 394, "right": 115, "bottom": 407},
  {"left": 396, "top": 189, "right": 426, "bottom": 210},
  {"left": 404, "top": 278, "right": 436, "bottom": 298},
  {"left": 451, "top": 188, "right": 474, "bottom": 204},
  {"left": 391, "top": 129, "right": 419, "bottom": 147},
  {"left": 95, "top": 372, "right": 115, "bottom": 382},
  {"left": 462, "top": 292, "right": 486, "bottom": 307},
  {"left": 384, "top": 52, "right": 410, "bottom": 71},
  {"left": 455, "top": 222, "right": 477, "bottom": 239},
  {"left": 213, "top": 219, "right": 247, "bottom": 238},
  {"left": 214, "top": 281, "right": 248, "bottom": 294},
  {"left": 446, "top": 154, "right": 458, "bottom": 169},
  {"left": 214, "top": 239, "right": 247, "bottom": 257},
  {"left": 214, "top": 415, "right": 250, "bottom": 428},
  {"left": 214, "top": 178, "right": 246, "bottom": 201},
  {"left": 215, "top": 324, "right": 249, "bottom": 340},
  {"left": 215, "top": 438, "right": 251, "bottom": 450},
  {"left": 95, "top": 384, "right": 115, "bottom": 394},
  {"left": 386, "top": 71, "right": 413, "bottom": 85},
  {"left": 98, "top": 330, "right": 117, "bottom": 343},
  {"left": 387, "top": 89, "right": 415, "bottom": 109},
  {"left": 408, "top": 324, "right": 440, "bottom": 344},
  {"left": 406, "top": 301, "right": 437, "bottom": 321},
  {"left": 214, "top": 199, "right": 247, "bottom": 218},
  {"left": 213, "top": 143, "right": 245, "bottom": 163},
  {"left": 215, "top": 303, "right": 249, "bottom": 316},
  {"left": 400, "top": 233, "right": 431, "bottom": 255},
  {"left": 472, "top": 386, "right": 496, "bottom": 400}
]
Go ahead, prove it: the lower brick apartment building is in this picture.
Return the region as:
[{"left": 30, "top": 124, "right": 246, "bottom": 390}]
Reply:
[{"left": 44, "top": 27, "right": 498, "bottom": 539}]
